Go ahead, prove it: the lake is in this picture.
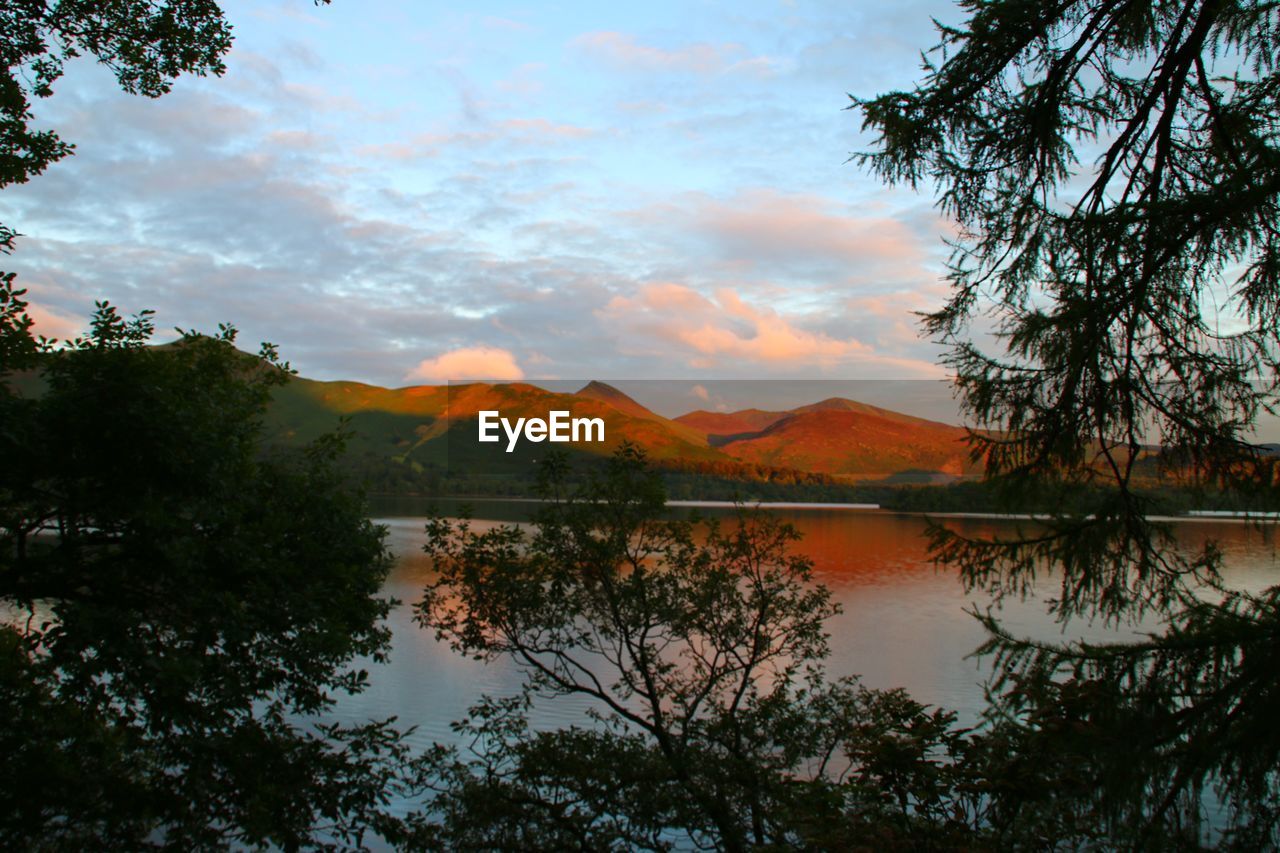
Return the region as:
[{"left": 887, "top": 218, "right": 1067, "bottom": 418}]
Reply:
[{"left": 330, "top": 500, "right": 1280, "bottom": 759}]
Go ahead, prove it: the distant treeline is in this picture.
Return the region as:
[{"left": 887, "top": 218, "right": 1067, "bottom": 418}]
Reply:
[
  {"left": 325, "top": 448, "right": 1280, "bottom": 514},
  {"left": 877, "top": 479, "right": 1280, "bottom": 515},
  {"left": 329, "top": 449, "right": 1280, "bottom": 514},
  {"left": 338, "top": 450, "right": 879, "bottom": 502}
]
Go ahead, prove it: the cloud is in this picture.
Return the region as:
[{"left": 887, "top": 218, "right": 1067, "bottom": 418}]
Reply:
[
  {"left": 24, "top": 300, "right": 86, "bottom": 341},
  {"left": 701, "top": 192, "right": 917, "bottom": 263},
  {"left": 356, "top": 118, "right": 592, "bottom": 163},
  {"left": 501, "top": 117, "right": 597, "bottom": 141},
  {"left": 658, "top": 190, "right": 938, "bottom": 280},
  {"left": 573, "top": 31, "right": 773, "bottom": 77},
  {"left": 407, "top": 346, "right": 524, "bottom": 382},
  {"left": 598, "top": 283, "right": 934, "bottom": 372},
  {"left": 611, "top": 190, "right": 950, "bottom": 300},
  {"left": 0, "top": 6, "right": 958, "bottom": 387},
  {"left": 690, "top": 384, "right": 710, "bottom": 401}
]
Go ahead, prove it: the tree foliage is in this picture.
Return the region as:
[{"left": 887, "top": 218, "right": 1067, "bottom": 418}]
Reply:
[
  {"left": 0, "top": 1, "right": 216, "bottom": 248},
  {"left": 0, "top": 278, "right": 404, "bottom": 848},
  {"left": 406, "top": 448, "right": 985, "bottom": 851},
  {"left": 856, "top": 1, "right": 1280, "bottom": 846},
  {"left": 857, "top": 0, "right": 1280, "bottom": 614},
  {"left": 967, "top": 586, "right": 1280, "bottom": 848}
]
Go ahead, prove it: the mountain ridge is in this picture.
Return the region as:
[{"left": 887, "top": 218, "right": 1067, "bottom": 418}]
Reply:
[{"left": 265, "top": 375, "right": 975, "bottom": 485}]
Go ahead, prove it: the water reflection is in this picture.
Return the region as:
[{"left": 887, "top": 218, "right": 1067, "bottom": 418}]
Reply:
[{"left": 337, "top": 502, "right": 1280, "bottom": 748}]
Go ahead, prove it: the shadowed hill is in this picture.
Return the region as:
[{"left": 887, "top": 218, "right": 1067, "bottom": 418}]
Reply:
[
  {"left": 2, "top": 347, "right": 1188, "bottom": 495},
  {"left": 267, "top": 377, "right": 726, "bottom": 480},
  {"left": 575, "top": 381, "right": 709, "bottom": 447},
  {"left": 265, "top": 376, "right": 986, "bottom": 487}
]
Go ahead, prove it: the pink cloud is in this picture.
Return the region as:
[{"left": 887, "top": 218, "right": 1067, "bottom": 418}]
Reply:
[
  {"left": 264, "top": 129, "right": 326, "bottom": 150},
  {"left": 694, "top": 190, "right": 927, "bottom": 268},
  {"left": 574, "top": 32, "right": 771, "bottom": 76},
  {"left": 597, "top": 283, "right": 943, "bottom": 376},
  {"left": 637, "top": 282, "right": 710, "bottom": 312},
  {"left": 501, "top": 118, "right": 596, "bottom": 141},
  {"left": 25, "top": 301, "right": 85, "bottom": 342},
  {"left": 407, "top": 346, "right": 524, "bottom": 382},
  {"left": 622, "top": 190, "right": 945, "bottom": 285},
  {"left": 601, "top": 284, "right": 861, "bottom": 364}
]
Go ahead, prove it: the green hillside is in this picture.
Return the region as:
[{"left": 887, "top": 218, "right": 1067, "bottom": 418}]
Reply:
[{"left": 265, "top": 376, "right": 730, "bottom": 494}]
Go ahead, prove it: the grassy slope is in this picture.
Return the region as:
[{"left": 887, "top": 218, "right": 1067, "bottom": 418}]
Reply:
[
  {"left": 266, "top": 377, "right": 728, "bottom": 482},
  {"left": 674, "top": 398, "right": 979, "bottom": 480}
]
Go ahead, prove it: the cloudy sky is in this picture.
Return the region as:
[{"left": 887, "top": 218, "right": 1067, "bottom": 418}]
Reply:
[{"left": 4, "top": 0, "right": 964, "bottom": 387}]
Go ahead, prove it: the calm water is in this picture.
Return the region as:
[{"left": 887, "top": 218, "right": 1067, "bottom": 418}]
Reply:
[{"left": 330, "top": 500, "right": 1280, "bottom": 756}]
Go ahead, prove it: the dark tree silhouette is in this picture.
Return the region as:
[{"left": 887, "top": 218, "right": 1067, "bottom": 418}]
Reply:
[
  {"left": 857, "top": 1, "right": 1280, "bottom": 845},
  {"left": 0, "top": 282, "right": 405, "bottom": 847},
  {"left": 856, "top": 0, "right": 1280, "bottom": 613},
  {"left": 0, "top": 3, "right": 416, "bottom": 846},
  {"left": 406, "top": 447, "right": 984, "bottom": 850}
]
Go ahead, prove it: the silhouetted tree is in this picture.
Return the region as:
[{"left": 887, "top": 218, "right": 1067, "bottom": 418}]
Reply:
[
  {"left": 0, "top": 3, "right": 415, "bottom": 847},
  {"left": 0, "top": 280, "right": 405, "bottom": 847},
  {"left": 857, "top": 0, "right": 1280, "bottom": 612},
  {"left": 405, "top": 447, "right": 985, "bottom": 850},
  {"left": 857, "top": 0, "right": 1280, "bottom": 845}
]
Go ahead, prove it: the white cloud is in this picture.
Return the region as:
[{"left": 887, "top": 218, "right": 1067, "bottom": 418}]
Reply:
[{"left": 407, "top": 346, "right": 524, "bottom": 382}]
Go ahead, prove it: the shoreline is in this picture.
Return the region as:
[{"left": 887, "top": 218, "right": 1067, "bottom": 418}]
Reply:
[{"left": 369, "top": 496, "right": 1280, "bottom": 522}]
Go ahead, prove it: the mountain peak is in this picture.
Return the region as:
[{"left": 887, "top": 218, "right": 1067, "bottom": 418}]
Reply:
[
  {"left": 575, "top": 381, "right": 651, "bottom": 416},
  {"left": 575, "top": 381, "right": 711, "bottom": 447},
  {"left": 795, "top": 397, "right": 869, "bottom": 412},
  {"left": 791, "top": 397, "right": 951, "bottom": 428},
  {"left": 577, "top": 379, "right": 625, "bottom": 397}
]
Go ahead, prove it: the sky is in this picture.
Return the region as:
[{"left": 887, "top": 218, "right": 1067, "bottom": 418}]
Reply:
[{"left": 4, "top": 0, "right": 966, "bottom": 388}]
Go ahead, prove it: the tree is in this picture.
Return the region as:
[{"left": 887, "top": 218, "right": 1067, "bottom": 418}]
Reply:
[
  {"left": 856, "top": 0, "right": 1280, "bottom": 845},
  {"left": 406, "top": 447, "right": 985, "bottom": 851},
  {"left": 0, "top": 2, "right": 413, "bottom": 846},
  {"left": 856, "top": 0, "right": 1280, "bottom": 612},
  {"left": 0, "top": 279, "right": 405, "bottom": 848}
]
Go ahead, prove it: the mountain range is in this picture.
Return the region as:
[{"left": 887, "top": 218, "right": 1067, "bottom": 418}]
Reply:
[{"left": 266, "top": 375, "right": 978, "bottom": 485}]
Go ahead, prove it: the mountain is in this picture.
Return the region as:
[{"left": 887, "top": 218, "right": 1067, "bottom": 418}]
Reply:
[
  {"left": 673, "top": 397, "right": 976, "bottom": 481},
  {"left": 711, "top": 407, "right": 974, "bottom": 480},
  {"left": 265, "top": 375, "right": 980, "bottom": 487},
  {"left": 267, "top": 376, "right": 725, "bottom": 481},
  {"left": 674, "top": 408, "right": 790, "bottom": 439},
  {"left": 791, "top": 397, "right": 957, "bottom": 429},
  {"left": 575, "top": 381, "right": 655, "bottom": 420},
  {"left": 576, "top": 381, "right": 709, "bottom": 447}
]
